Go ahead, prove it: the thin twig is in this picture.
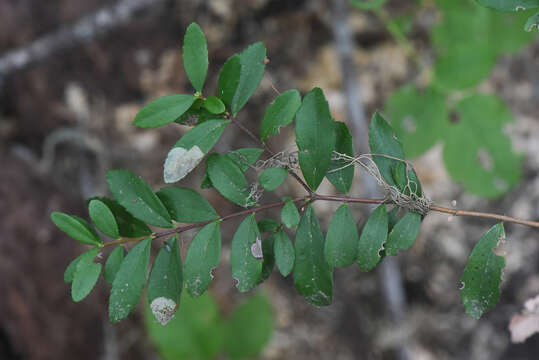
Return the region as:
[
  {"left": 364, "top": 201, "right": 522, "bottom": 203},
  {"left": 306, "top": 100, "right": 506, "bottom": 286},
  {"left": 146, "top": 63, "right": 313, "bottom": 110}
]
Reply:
[{"left": 430, "top": 205, "right": 539, "bottom": 228}]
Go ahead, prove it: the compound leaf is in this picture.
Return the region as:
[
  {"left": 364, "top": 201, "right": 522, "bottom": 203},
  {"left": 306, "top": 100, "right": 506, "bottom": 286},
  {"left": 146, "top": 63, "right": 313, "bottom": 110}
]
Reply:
[
  {"left": 109, "top": 238, "right": 151, "bottom": 323},
  {"left": 324, "top": 204, "right": 359, "bottom": 268},
  {"left": 461, "top": 223, "right": 506, "bottom": 319},
  {"left": 51, "top": 211, "right": 102, "bottom": 246},
  {"left": 134, "top": 94, "right": 196, "bottom": 128},
  {"left": 357, "top": 204, "right": 388, "bottom": 272},
  {"left": 295, "top": 88, "right": 336, "bottom": 191},
  {"left": 183, "top": 23, "right": 208, "bottom": 92},
  {"left": 293, "top": 205, "right": 333, "bottom": 306},
  {"left": 231, "top": 214, "right": 262, "bottom": 292},
  {"left": 260, "top": 89, "right": 302, "bottom": 142},
  {"left": 156, "top": 186, "right": 218, "bottom": 223},
  {"left": 184, "top": 222, "right": 221, "bottom": 297},
  {"left": 106, "top": 170, "right": 173, "bottom": 228}
]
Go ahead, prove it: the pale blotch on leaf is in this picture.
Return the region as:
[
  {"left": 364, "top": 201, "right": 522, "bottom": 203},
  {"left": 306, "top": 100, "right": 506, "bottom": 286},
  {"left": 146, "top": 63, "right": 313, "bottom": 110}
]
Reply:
[
  {"left": 250, "top": 236, "right": 263, "bottom": 259},
  {"left": 150, "top": 297, "right": 178, "bottom": 326},
  {"left": 163, "top": 146, "right": 205, "bottom": 183}
]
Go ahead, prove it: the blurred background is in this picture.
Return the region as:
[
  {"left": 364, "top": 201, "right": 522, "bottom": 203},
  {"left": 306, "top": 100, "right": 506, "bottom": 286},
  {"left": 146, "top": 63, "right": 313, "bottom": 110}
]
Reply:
[{"left": 1, "top": 0, "right": 539, "bottom": 359}]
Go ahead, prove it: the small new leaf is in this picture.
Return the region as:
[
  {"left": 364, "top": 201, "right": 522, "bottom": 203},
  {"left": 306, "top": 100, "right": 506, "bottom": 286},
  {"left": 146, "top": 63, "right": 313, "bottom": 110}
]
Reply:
[
  {"left": 183, "top": 23, "right": 208, "bottom": 92},
  {"left": 258, "top": 167, "right": 288, "bottom": 191},
  {"left": 72, "top": 248, "right": 102, "bottom": 302},
  {"left": 51, "top": 211, "right": 102, "bottom": 246},
  {"left": 461, "top": 223, "right": 506, "bottom": 319},
  {"left": 274, "top": 230, "right": 295, "bottom": 277},
  {"left": 324, "top": 204, "right": 359, "bottom": 268},
  {"left": 184, "top": 222, "right": 221, "bottom": 297},
  {"left": 231, "top": 214, "right": 262, "bottom": 292},
  {"left": 281, "top": 199, "right": 300, "bottom": 228},
  {"left": 133, "top": 94, "right": 196, "bottom": 128},
  {"left": 109, "top": 238, "right": 151, "bottom": 323},
  {"left": 203, "top": 96, "right": 226, "bottom": 114}
]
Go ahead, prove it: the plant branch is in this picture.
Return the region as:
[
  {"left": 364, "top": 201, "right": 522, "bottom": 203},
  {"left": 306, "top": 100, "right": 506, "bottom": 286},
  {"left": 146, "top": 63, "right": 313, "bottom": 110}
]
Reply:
[{"left": 430, "top": 205, "right": 539, "bottom": 228}]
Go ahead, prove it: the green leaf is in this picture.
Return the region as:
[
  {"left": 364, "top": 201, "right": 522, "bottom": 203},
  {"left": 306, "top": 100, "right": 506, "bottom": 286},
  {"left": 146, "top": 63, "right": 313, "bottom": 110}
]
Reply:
[
  {"left": 258, "top": 167, "right": 288, "bottom": 191},
  {"left": 184, "top": 222, "right": 221, "bottom": 297},
  {"left": 134, "top": 94, "right": 196, "bottom": 128},
  {"left": 183, "top": 23, "right": 208, "bottom": 92},
  {"left": 148, "top": 236, "right": 183, "bottom": 325},
  {"left": 525, "top": 11, "right": 539, "bottom": 30},
  {"left": 174, "top": 119, "right": 230, "bottom": 153},
  {"left": 281, "top": 199, "right": 300, "bottom": 228},
  {"left": 218, "top": 54, "right": 241, "bottom": 108},
  {"left": 90, "top": 197, "right": 151, "bottom": 238},
  {"left": 51, "top": 211, "right": 102, "bottom": 246},
  {"left": 106, "top": 169, "right": 173, "bottom": 228},
  {"left": 350, "top": 0, "right": 388, "bottom": 10},
  {"left": 64, "top": 252, "right": 86, "bottom": 283},
  {"left": 207, "top": 154, "right": 252, "bottom": 207},
  {"left": 274, "top": 230, "right": 295, "bottom": 277},
  {"left": 231, "top": 214, "right": 262, "bottom": 292},
  {"left": 223, "top": 293, "right": 273, "bottom": 359},
  {"left": 293, "top": 205, "right": 333, "bottom": 306},
  {"left": 231, "top": 42, "right": 267, "bottom": 115},
  {"left": 203, "top": 96, "right": 226, "bottom": 114},
  {"left": 176, "top": 100, "right": 224, "bottom": 126},
  {"left": 257, "top": 219, "right": 280, "bottom": 233},
  {"left": 368, "top": 112, "right": 406, "bottom": 189},
  {"left": 145, "top": 292, "right": 222, "bottom": 360},
  {"left": 384, "top": 212, "right": 422, "bottom": 256},
  {"left": 326, "top": 121, "right": 355, "bottom": 193},
  {"left": 443, "top": 94, "right": 521, "bottom": 197},
  {"left": 226, "top": 148, "right": 264, "bottom": 172},
  {"left": 71, "top": 248, "right": 102, "bottom": 302},
  {"left": 357, "top": 204, "right": 388, "bottom": 272},
  {"left": 324, "top": 204, "right": 359, "bottom": 268},
  {"left": 384, "top": 86, "right": 449, "bottom": 158},
  {"left": 258, "top": 236, "right": 275, "bottom": 284},
  {"left": 387, "top": 207, "right": 400, "bottom": 232},
  {"left": 260, "top": 89, "right": 302, "bottom": 142},
  {"left": 109, "top": 238, "right": 151, "bottom": 323},
  {"left": 88, "top": 199, "right": 120, "bottom": 238},
  {"left": 156, "top": 186, "right": 219, "bottom": 223},
  {"left": 461, "top": 223, "right": 506, "bottom": 319},
  {"left": 475, "top": 0, "right": 539, "bottom": 11},
  {"left": 295, "top": 88, "right": 336, "bottom": 191},
  {"left": 104, "top": 246, "right": 124, "bottom": 284}
]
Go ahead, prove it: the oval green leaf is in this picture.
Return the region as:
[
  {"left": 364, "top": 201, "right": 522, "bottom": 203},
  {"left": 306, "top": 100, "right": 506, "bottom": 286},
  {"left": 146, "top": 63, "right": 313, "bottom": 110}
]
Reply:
[
  {"left": 134, "top": 94, "right": 196, "bottom": 128},
  {"left": 324, "top": 204, "right": 359, "bottom": 268},
  {"left": 260, "top": 89, "right": 302, "bottom": 142},
  {"left": 89, "top": 199, "right": 120, "bottom": 238},
  {"left": 384, "top": 212, "right": 421, "bottom": 256},
  {"left": 64, "top": 252, "right": 86, "bottom": 284},
  {"left": 51, "top": 211, "right": 102, "bottom": 246},
  {"left": 106, "top": 169, "right": 173, "bottom": 228},
  {"left": 218, "top": 54, "right": 241, "bottom": 108},
  {"left": 90, "top": 197, "right": 152, "bottom": 238},
  {"left": 281, "top": 199, "right": 300, "bottom": 228},
  {"left": 182, "top": 23, "right": 208, "bottom": 92},
  {"left": 258, "top": 167, "right": 288, "bottom": 191},
  {"left": 460, "top": 223, "right": 506, "bottom": 319},
  {"left": 231, "top": 214, "right": 262, "bottom": 292},
  {"left": 72, "top": 248, "right": 102, "bottom": 302},
  {"left": 184, "top": 222, "right": 221, "bottom": 297},
  {"left": 274, "top": 230, "right": 295, "bottom": 277},
  {"left": 295, "top": 88, "right": 336, "bottom": 191},
  {"left": 203, "top": 96, "right": 226, "bottom": 114},
  {"left": 231, "top": 42, "right": 267, "bottom": 115},
  {"left": 357, "top": 204, "right": 388, "bottom": 272},
  {"left": 207, "top": 154, "right": 251, "bottom": 207},
  {"left": 174, "top": 119, "right": 230, "bottom": 153},
  {"left": 156, "top": 186, "right": 218, "bottom": 223},
  {"left": 104, "top": 246, "right": 124, "bottom": 284},
  {"left": 326, "top": 121, "right": 354, "bottom": 193},
  {"left": 148, "top": 236, "right": 183, "bottom": 325},
  {"left": 293, "top": 205, "right": 333, "bottom": 306},
  {"left": 109, "top": 238, "right": 152, "bottom": 323}
]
